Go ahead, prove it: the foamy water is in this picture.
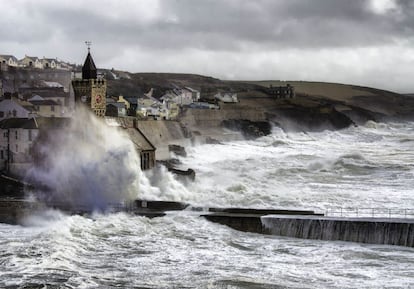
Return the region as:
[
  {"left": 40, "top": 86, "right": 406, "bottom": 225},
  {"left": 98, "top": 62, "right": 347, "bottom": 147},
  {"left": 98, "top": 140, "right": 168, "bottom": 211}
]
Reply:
[{"left": 1, "top": 121, "right": 414, "bottom": 288}]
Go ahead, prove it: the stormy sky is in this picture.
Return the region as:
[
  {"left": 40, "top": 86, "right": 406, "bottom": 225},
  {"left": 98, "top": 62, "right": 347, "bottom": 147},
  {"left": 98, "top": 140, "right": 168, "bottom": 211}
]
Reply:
[{"left": 1, "top": 0, "right": 414, "bottom": 92}]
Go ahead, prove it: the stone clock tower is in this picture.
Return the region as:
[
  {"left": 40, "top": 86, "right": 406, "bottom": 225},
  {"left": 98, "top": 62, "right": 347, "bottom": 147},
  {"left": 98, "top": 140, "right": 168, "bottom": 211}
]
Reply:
[{"left": 72, "top": 45, "right": 106, "bottom": 117}]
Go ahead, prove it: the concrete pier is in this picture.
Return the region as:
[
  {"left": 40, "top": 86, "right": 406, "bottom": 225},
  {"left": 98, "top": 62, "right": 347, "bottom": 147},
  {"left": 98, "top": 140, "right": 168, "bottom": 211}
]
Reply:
[
  {"left": 204, "top": 213, "right": 414, "bottom": 247},
  {"left": 1, "top": 198, "right": 414, "bottom": 247},
  {"left": 261, "top": 215, "right": 414, "bottom": 247}
]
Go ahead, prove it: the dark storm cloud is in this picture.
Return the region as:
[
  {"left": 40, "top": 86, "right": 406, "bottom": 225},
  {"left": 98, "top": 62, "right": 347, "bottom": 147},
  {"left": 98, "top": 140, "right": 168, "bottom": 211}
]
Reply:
[
  {"left": 3, "top": 0, "right": 413, "bottom": 52},
  {"left": 2, "top": 0, "right": 414, "bottom": 92},
  {"left": 155, "top": 0, "right": 414, "bottom": 49}
]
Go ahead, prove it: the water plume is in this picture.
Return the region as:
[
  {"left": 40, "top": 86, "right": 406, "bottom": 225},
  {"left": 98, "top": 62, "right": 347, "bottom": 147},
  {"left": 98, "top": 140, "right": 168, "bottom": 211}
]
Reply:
[{"left": 25, "top": 107, "right": 142, "bottom": 210}]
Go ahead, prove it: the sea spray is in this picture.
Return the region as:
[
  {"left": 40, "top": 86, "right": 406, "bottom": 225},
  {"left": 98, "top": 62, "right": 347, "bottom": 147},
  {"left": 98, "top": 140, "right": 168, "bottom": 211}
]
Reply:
[{"left": 25, "top": 108, "right": 142, "bottom": 210}]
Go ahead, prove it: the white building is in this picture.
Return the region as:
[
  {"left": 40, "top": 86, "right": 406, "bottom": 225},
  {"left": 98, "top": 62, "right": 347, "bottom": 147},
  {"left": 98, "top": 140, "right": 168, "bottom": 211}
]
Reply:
[
  {"left": 214, "top": 92, "right": 238, "bottom": 103},
  {"left": 0, "top": 118, "right": 38, "bottom": 175},
  {"left": 0, "top": 117, "right": 70, "bottom": 176},
  {"left": 19, "top": 56, "right": 43, "bottom": 69},
  {"left": 0, "top": 55, "right": 18, "bottom": 67}
]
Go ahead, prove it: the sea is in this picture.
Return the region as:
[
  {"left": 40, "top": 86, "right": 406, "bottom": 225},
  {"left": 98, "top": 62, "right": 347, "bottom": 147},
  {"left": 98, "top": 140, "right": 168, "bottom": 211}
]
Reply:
[{"left": 1, "top": 119, "right": 414, "bottom": 288}]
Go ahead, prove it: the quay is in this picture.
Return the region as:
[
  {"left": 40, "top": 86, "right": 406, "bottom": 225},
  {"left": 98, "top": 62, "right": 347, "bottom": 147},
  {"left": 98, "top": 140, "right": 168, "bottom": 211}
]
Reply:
[{"left": 1, "top": 198, "right": 413, "bottom": 247}]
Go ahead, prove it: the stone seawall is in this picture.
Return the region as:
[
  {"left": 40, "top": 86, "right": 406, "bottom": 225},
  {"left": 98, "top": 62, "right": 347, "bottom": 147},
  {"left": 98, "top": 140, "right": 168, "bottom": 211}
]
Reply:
[
  {"left": 262, "top": 215, "right": 414, "bottom": 247},
  {"left": 136, "top": 104, "right": 268, "bottom": 159},
  {"left": 205, "top": 213, "right": 414, "bottom": 247},
  {"left": 136, "top": 120, "right": 190, "bottom": 160}
]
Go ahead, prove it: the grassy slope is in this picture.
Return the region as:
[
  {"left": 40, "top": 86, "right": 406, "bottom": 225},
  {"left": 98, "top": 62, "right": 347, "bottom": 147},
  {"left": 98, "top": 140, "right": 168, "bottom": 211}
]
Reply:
[
  {"left": 106, "top": 72, "right": 414, "bottom": 118},
  {"left": 250, "top": 80, "right": 414, "bottom": 117}
]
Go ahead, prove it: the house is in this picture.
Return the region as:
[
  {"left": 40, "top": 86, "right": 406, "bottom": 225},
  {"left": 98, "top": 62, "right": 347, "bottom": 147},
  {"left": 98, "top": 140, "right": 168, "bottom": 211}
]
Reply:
[
  {"left": 117, "top": 95, "right": 130, "bottom": 110},
  {"left": 0, "top": 98, "right": 35, "bottom": 121},
  {"left": 106, "top": 102, "right": 127, "bottom": 117},
  {"left": 161, "top": 88, "right": 193, "bottom": 106},
  {"left": 185, "top": 87, "right": 201, "bottom": 102},
  {"left": 214, "top": 92, "right": 238, "bottom": 103},
  {"left": 125, "top": 97, "right": 138, "bottom": 116},
  {"left": 41, "top": 58, "right": 58, "bottom": 69},
  {"left": 20, "top": 86, "right": 69, "bottom": 107},
  {"left": 0, "top": 117, "right": 70, "bottom": 176},
  {"left": 0, "top": 55, "right": 18, "bottom": 67},
  {"left": 104, "top": 117, "right": 156, "bottom": 170},
  {"left": 267, "top": 84, "right": 295, "bottom": 99},
  {"left": 0, "top": 118, "right": 39, "bottom": 175},
  {"left": 19, "top": 55, "right": 43, "bottom": 69},
  {"left": 28, "top": 99, "right": 64, "bottom": 117}
]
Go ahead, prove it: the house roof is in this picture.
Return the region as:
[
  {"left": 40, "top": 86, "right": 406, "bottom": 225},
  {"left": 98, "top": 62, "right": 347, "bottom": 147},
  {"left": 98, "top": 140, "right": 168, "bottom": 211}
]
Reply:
[
  {"left": 82, "top": 52, "right": 97, "bottom": 79},
  {"left": 126, "top": 128, "right": 156, "bottom": 151},
  {"left": 35, "top": 117, "right": 71, "bottom": 129},
  {"left": 0, "top": 117, "right": 71, "bottom": 130},
  {"left": 42, "top": 58, "right": 56, "bottom": 62},
  {"left": 107, "top": 102, "right": 125, "bottom": 109},
  {"left": 125, "top": 97, "right": 138, "bottom": 105},
  {"left": 22, "top": 56, "right": 40, "bottom": 61},
  {"left": 42, "top": 81, "right": 63, "bottom": 88},
  {"left": 0, "top": 118, "right": 37, "bottom": 129},
  {"left": 28, "top": 95, "right": 45, "bottom": 101},
  {"left": 29, "top": 99, "right": 59, "bottom": 106},
  {"left": 104, "top": 117, "right": 155, "bottom": 151},
  {"left": 0, "top": 55, "right": 17, "bottom": 61}
]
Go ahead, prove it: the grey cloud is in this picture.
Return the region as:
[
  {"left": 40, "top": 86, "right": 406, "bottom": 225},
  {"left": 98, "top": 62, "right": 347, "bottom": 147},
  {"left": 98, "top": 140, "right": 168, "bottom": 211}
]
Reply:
[{"left": 2, "top": 0, "right": 414, "bottom": 52}]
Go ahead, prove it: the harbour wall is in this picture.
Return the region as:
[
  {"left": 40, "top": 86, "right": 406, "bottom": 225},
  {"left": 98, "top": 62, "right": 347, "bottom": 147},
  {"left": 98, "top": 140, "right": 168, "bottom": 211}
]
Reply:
[
  {"left": 261, "top": 215, "right": 414, "bottom": 247},
  {"left": 205, "top": 213, "right": 414, "bottom": 247},
  {"left": 136, "top": 104, "right": 267, "bottom": 159}
]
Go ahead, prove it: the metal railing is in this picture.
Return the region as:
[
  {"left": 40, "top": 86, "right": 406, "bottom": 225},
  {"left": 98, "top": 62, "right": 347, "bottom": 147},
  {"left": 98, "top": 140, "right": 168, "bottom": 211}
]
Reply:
[{"left": 324, "top": 207, "right": 414, "bottom": 219}]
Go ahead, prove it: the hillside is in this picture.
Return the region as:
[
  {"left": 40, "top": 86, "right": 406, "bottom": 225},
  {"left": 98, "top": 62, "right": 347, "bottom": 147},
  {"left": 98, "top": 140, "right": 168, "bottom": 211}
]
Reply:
[{"left": 106, "top": 72, "right": 414, "bottom": 120}]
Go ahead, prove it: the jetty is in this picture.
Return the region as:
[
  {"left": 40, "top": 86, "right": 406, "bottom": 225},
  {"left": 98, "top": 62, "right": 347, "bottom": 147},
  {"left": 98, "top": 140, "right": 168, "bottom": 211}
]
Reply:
[{"left": 1, "top": 198, "right": 413, "bottom": 247}]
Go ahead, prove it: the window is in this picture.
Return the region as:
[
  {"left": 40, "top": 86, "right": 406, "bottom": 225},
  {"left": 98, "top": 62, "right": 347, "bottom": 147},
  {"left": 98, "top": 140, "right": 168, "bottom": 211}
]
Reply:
[
  {"left": 28, "top": 130, "right": 32, "bottom": 141},
  {"left": 15, "top": 131, "right": 18, "bottom": 140},
  {"left": 12, "top": 109, "right": 17, "bottom": 117},
  {"left": 15, "top": 144, "right": 18, "bottom": 152},
  {"left": 51, "top": 105, "right": 55, "bottom": 112},
  {"left": 0, "top": 111, "right": 3, "bottom": 118},
  {"left": 0, "top": 150, "right": 3, "bottom": 159}
]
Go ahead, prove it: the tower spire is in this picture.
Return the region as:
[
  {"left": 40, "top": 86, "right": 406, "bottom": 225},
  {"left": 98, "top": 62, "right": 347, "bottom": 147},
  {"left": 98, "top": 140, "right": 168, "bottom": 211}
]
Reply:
[{"left": 82, "top": 41, "right": 97, "bottom": 80}]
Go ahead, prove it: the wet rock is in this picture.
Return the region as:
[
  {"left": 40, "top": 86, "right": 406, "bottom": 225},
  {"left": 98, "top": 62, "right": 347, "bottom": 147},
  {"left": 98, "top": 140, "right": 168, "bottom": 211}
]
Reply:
[
  {"left": 205, "top": 136, "right": 221, "bottom": 144},
  {"left": 168, "top": 144, "right": 187, "bottom": 157},
  {"left": 222, "top": 119, "right": 272, "bottom": 139}
]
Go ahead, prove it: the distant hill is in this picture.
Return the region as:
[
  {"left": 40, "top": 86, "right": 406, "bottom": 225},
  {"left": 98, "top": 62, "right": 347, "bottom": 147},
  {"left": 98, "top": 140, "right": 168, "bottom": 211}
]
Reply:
[{"left": 105, "top": 72, "right": 414, "bottom": 119}]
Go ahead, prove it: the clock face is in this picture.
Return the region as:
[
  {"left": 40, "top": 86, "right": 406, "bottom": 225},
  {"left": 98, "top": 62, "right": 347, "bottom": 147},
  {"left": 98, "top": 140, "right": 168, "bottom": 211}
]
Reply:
[{"left": 81, "top": 95, "right": 87, "bottom": 103}]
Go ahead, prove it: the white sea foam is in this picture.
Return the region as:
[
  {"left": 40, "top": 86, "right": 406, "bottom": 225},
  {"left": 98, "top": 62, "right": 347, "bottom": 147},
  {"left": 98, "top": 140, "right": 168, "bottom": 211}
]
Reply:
[
  {"left": 25, "top": 108, "right": 143, "bottom": 209},
  {"left": 2, "top": 120, "right": 414, "bottom": 288}
]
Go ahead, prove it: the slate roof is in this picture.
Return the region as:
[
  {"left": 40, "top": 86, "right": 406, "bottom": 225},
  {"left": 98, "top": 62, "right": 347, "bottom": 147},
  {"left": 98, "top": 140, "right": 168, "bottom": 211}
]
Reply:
[
  {"left": 0, "top": 55, "right": 18, "bottom": 61},
  {"left": 35, "top": 117, "right": 71, "bottom": 129},
  {"left": 125, "top": 97, "right": 138, "bottom": 105},
  {"left": 0, "top": 117, "right": 71, "bottom": 130},
  {"left": 0, "top": 118, "right": 37, "bottom": 129},
  {"left": 23, "top": 56, "right": 40, "bottom": 61},
  {"left": 29, "top": 99, "right": 59, "bottom": 106},
  {"left": 107, "top": 102, "right": 126, "bottom": 109},
  {"left": 82, "top": 52, "right": 97, "bottom": 79}
]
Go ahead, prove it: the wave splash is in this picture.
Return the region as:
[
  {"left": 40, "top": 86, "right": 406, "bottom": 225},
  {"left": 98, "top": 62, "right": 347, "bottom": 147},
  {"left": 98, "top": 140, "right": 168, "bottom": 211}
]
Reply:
[{"left": 25, "top": 108, "right": 142, "bottom": 210}]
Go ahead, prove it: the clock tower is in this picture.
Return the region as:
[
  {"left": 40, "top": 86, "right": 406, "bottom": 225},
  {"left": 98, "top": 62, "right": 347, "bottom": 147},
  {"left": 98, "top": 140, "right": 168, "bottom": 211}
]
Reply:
[{"left": 72, "top": 43, "right": 106, "bottom": 117}]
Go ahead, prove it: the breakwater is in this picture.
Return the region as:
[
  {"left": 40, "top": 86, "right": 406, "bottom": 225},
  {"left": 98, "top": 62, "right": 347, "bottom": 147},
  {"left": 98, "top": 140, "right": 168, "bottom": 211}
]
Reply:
[
  {"left": 2, "top": 198, "right": 414, "bottom": 247},
  {"left": 261, "top": 215, "right": 414, "bottom": 247},
  {"left": 205, "top": 212, "right": 414, "bottom": 247}
]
